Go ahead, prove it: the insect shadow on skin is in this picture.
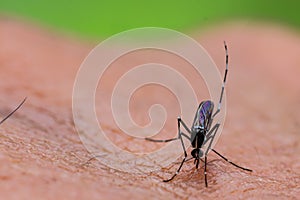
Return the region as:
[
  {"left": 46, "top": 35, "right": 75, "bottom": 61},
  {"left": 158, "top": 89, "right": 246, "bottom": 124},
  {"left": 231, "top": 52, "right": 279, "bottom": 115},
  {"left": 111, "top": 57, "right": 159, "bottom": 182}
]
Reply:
[
  {"left": 145, "top": 42, "right": 252, "bottom": 187},
  {"left": 0, "top": 98, "right": 26, "bottom": 125}
]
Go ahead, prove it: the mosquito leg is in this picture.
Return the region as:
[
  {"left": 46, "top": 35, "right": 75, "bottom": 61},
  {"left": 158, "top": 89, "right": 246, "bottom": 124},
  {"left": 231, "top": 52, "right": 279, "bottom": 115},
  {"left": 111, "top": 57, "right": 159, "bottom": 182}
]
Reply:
[
  {"left": 178, "top": 117, "right": 191, "bottom": 142},
  {"left": 145, "top": 137, "right": 178, "bottom": 143},
  {"left": 203, "top": 123, "right": 220, "bottom": 156},
  {"left": 204, "top": 156, "right": 208, "bottom": 187},
  {"left": 162, "top": 129, "right": 189, "bottom": 182},
  {"left": 211, "top": 149, "right": 252, "bottom": 172},
  {"left": 146, "top": 117, "right": 190, "bottom": 182},
  {"left": 163, "top": 155, "right": 187, "bottom": 182},
  {"left": 145, "top": 117, "right": 191, "bottom": 142},
  {"left": 178, "top": 117, "right": 192, "bottom": 135}
]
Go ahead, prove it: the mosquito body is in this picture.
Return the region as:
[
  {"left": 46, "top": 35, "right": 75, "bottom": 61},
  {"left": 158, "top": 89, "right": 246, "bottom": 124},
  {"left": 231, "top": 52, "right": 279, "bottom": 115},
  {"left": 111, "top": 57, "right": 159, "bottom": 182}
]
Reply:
[
  {"left": 146, "top": 42, "right": 252, "bottom": 187},
  {"left": 0, "top": 98, "right": 26, "bottom": 125}
]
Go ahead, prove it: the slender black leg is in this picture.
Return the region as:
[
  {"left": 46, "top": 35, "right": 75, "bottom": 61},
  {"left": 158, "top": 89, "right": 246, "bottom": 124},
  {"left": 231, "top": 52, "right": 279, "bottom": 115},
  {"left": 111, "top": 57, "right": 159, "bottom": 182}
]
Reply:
[
  {"left": 146, "top": 117, "right": 191, "bottom": 182},
  {"left": 145, "top": 137, "right": 178, "bottom": 143},
  {"left": 145, "top": 117, "right": 191, "bottom": 143},
  {"left": 213, "top": 41, "right": 228, "bottom": 118},
  {"left": 203, "top": 123, "right": 220, "bottom": 156},
  {"left": 204, "top": 156, "right": 208, "bottom": 187},
  {"left": 163, "top": 119, "right": 189, "bottom": 181},
  {"left": 0, "top": 97, "right": 26, "bottom": 125},
  {"left": 167, "top": 122, "right": 209, "bottom": 178},
  {"left": 177, "top": 117, "right": 192, "bottom": 135},
  {"left": 163, "top": 156, "right": 187, "bottom": 182},
  {"left": 211, "top": 149, "right": 252, "bottom": 172},
  {"left": 200, "top": 123, "right": 219, "bottom": 187}
]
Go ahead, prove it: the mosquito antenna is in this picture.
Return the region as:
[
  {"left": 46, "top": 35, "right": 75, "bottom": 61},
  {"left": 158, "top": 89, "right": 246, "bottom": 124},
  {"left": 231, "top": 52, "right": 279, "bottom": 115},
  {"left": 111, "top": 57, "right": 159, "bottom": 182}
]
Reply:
[{"left": 213, "top": 41, "right": 228, "bottom": 117}]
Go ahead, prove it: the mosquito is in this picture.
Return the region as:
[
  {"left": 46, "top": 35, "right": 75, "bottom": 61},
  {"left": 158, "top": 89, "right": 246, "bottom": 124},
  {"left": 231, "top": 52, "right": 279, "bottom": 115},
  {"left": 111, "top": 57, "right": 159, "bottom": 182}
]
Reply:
[
  {"left": 145, "top": 42, "right": 252, "bottom": 187},
  {"left": 0, "top": 98, "right": 26, "bottom": 125}
]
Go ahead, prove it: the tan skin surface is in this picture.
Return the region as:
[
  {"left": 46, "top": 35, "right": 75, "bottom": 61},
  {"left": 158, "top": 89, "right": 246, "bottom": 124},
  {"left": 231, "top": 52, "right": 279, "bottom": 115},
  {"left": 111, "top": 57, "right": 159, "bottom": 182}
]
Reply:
[{"left": 0, "top": 18, "right": 300, "bottom": 199}]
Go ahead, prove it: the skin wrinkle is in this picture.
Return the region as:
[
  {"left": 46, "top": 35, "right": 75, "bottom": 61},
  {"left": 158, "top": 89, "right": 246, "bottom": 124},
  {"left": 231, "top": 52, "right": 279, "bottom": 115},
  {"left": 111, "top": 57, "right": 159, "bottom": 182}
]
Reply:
[{"left": 0, "top": 18, "right": 300, "bottom": 199}]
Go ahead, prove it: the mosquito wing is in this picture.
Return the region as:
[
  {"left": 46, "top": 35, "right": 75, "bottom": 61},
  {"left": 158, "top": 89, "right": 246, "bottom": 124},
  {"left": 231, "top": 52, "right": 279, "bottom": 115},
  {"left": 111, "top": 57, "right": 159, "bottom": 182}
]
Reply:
[{"left": 192, "top": 100, "right": 214, "bottom": 132}]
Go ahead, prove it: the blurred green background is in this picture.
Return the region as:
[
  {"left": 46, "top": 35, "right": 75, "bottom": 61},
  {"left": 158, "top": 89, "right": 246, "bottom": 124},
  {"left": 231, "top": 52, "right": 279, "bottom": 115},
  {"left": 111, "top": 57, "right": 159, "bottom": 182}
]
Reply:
[{"left": 0, "top": 0, "right": 299, "bottom": 39}]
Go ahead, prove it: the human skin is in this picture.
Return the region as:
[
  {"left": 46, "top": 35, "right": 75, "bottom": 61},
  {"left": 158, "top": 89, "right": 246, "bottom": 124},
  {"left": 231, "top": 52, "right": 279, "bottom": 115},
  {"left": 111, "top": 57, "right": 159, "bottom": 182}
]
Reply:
[{"left": 0, "top": 18, "right": 299, "bottom": 199}]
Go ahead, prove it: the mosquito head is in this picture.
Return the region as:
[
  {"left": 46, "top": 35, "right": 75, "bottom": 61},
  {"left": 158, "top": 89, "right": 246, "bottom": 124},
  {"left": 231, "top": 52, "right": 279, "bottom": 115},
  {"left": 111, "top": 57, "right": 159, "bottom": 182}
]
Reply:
[{"left": 191, "top": 148, "right": 203, "bottom": 159}]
